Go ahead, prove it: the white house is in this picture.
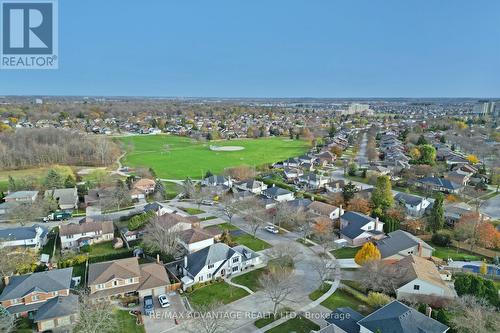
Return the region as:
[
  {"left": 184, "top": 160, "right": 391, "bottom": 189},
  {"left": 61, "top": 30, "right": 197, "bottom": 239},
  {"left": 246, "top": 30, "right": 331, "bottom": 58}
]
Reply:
[
  {"left": 339, "top": 212, "right": 385, "bottom": 246},
  {"left": 394, "top": 193, "right": 431, "bottom": 217},
  {"left": 298, "top": 172, "right": 330, "bottom": 189},
  {"left": 179, "top": 243, "right": 261, "bottom": 288},
  {"left": 394, "top": 255, "right": 455, "bottom": 301},
  {"left": 59, "top": 219, "right": 114, "bottom": 249},
  {"left": 262, "top": 185, "right": 295, "bottom": 202},
  {"left": 283, "top": 167, "right": 303, "bottom": 180},
  {"left": 202, "top": 175, "right": 232, "bottom": 187},
  {"left": 178, "top": 229, "right": 215, "bottom": 253},
  {"left": 0, "top": 225, "right": 48, "bottom": 249},
  {"left": 235, "top": 180, "right": 267, "bottom": 194}
]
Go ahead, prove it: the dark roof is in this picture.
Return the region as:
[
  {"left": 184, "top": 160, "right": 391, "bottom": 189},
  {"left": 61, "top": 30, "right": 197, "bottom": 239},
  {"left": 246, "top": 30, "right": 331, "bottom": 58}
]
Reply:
[
  {"left": 418, "top": 177, "right": 462, "bottom": 190},
  {"left": 0, "top": 224, "right": 47, "bottom": 242},
  {"left": 287, "top": 198, "right": 312, "bottom": 209},
  {"left": 0, "top": 268, "right": 73, "bottom": 301},
  {"left": 376, "top": 230, "right": 433, "bottom": 259},
  {"left": 184, "top": 243, "right": 236, "bottom": 277},
  {"left": 34, "top": 295, "right": 79, "bottom": 322},
  {"left": 263, "top": 186, "right": 292, "bottom": 197},
  {"left": 358, "top": 300, "right": 449, "bottom": 333},
  {"left": 326, "top": 307, "right": 363, "bottom": 333},
  {"left": 340, "top": 212, "right": 376, "bottom": 239},
  {"left": 395, "top": 193, "right": 425, "bottom": 207}
]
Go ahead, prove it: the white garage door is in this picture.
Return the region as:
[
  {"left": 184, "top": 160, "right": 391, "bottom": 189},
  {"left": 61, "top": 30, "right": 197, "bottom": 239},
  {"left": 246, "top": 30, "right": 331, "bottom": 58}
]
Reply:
[
  {"left": 152, "top": 286, "right": 166, "bottom": 296},
  {"left": 58, "top": 316, "right": 71, "bottom": 326},
  {"left": 40, "top": 319, "right": 55, "bottom": 331}
]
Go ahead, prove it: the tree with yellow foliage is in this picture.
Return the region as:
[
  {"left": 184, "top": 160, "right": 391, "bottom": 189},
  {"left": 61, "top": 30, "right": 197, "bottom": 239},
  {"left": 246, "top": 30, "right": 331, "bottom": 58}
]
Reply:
[
  {"left": 479, "top": 260, "right": 488, "bottom": 275},
  {"left": 354, "top": 242, "right": 381, "bottom": 265},
  {"left": 466, "top": 155, "right": 479, "bottom": 164}
]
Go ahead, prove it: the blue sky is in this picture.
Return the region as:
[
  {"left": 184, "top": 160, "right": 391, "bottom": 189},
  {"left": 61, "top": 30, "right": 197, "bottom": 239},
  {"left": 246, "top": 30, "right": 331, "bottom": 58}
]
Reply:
[{"left": 1, "top": 0, "right": 499, "bottom": 97}]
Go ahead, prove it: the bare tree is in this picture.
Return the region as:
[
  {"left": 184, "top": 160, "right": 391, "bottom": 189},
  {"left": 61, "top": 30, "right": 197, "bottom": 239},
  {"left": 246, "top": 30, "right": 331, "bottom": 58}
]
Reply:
[
  {"left": 259, "top": 267, "right": 296, "bottom": 318},
  {"left": 271, "top": 201, "right": 294, "bottom": 229},
  {"left": 0, "top": 247, "right": 38, "bottom": 278},
  {"left": 359, "top": 260, "right": 407, "bottom": 294},
  {"left": 74, "top": 292, "right": 116, "bottom": 333},
  {"left": 218, "top": 195, "right": 239, "bottom": 224},
  {"left": 182, "top": 178, "right": 196, "bottom": 199},
  {"left": 290, "top": 208, "right": 312, "bottom": 241},
  {"left": 190, "top": 302, "right": 231, "bottom": 333},
  {"left": 266, "top": 243, "right": 301, "bottom": 269},
  {"left": 0, "top": 305, "right": 16, "bottom": 333},
  {"left": 310, "top": 256, "right": 338, "bottom": 283},
  {"left": 450, "top": 295, "right": 500, "bottom": 333},
  {"left": 143, "top": 215, "right": 181, "bottom": 257},
  {"left": 243, "top": 209, "right": 267, "bottom": 238}
]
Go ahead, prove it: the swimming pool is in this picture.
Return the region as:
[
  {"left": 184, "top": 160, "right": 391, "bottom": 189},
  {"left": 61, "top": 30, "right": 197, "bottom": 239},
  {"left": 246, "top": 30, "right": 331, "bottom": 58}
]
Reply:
[{"left": 462, "top": 264, "right": 500, "bottom": 275}]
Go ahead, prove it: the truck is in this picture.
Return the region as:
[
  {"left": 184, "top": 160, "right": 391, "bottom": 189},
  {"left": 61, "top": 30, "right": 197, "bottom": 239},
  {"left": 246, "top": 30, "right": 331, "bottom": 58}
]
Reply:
[{"left": 43, "top": 211, "right": 72, "bottom": 222}]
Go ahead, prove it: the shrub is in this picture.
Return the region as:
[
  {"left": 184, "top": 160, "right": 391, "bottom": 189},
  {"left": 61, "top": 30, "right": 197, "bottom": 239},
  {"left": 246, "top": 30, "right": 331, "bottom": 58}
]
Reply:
[
  {"left": 80, "top": 245, "right": 91, "bottom": 253},
  {"left": 431, "top": 232, "right": 451, "bottom": 247},
  {"left": 127, "top": 211, "right": 155, "bottom": 231},
  {"left": 366, "top": 292, "right": 392, "bottom": 308}
]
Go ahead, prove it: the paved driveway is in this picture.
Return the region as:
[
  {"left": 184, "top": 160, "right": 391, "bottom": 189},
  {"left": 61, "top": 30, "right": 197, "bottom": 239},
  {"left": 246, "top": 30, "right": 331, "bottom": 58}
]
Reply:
[
  {"left": 143, "top": 292, "right": 187, "bottom": 333},
  {"left": 480, "top": 193, "right": 500, "bottom": 219}
]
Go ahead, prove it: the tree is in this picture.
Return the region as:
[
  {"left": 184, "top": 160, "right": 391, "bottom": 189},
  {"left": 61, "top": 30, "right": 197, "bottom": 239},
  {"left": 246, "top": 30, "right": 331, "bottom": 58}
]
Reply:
[
  {"left": 371, "top": 176, "right": 393, "bottom": 211},
  {"left": 366, "top": 292, "right": 392, "bottom": 308},
  {"left": 191, "top": 302, "right": 231, "bottom": 333},
  {"left": 143, "top": 215, "right": 181, "bottom": 258},
  {"left": 417, "top": 135, "right": 428, "bottom": 145},
  {"left": 466, "top": 154, "right": 479, "bottom": 165},
  {"left": 218, "top": 195, "right": 239, "bottom": 224},
  {"left": 418, "top": 144, "right": 436, "bottom": 165},
  {"left": 479, "top": 260, "right": 488, "bottom": 275},
  {"left": 409, "top": 147, "right": 421, "bottom": 161},
  {"left": 101, "top": 180, "right": 131, "bottom": 211},
  {"left": 43, "top": 169, "right": 63, "bottom": 190},
  {"left": 266, "top": 243, "right": 301, "bottom": 269},
  {"left": 153, "top": 180, "right": 166, "bottom": 201},
  {"left": 454, "top": 273, "right": 498, "bottom": 306},
  {"left": 449, "top": 295, "right": 500, "bottom": 333},
  {"left": 0, "top": 305, "right": 16, "bottom": 333},
  {"left": 7, "top": 176, "right": 16, "bottom": 192},
  {"left": 64, "top": 175, "right": 76, "bottom": 188},
  {"left": 347, "top": 198, "right": 371, "bottom": 215},
  {"left": 354, "top": 242, "right": 381, "bottom": 265},
  {"left": 342, "top": 182, "right": 358, "bottom": 205},
  {"left": 243, "top": 209, "right": 267, "bottom": 238},
  {"left": 259, "top": 267, "right": 295, "bottom": 318},
  {"left": 330, "top": 145, "right": 343, "bottom": 158},
  {"left": 224, "top": 166, "right": 256, "bottom": 181},
  {"left": 359, "top": 260, "right": 407, "bottom": 294},
  {"left": 74, "top": 292, "right": 116, "bottom": 333},
  {"left": 453, "top": 212, "right": 494, "bottom": 251},
  {"left": 428, "top": 193, "right": 444, "bottom": 232},
  {"left": 313, "top": 217, "right": 335, "bottom": 253},
  {"left": 310, "top": 256, "right": 338, "bottom": 283},
  {"left": 181, "top": 178, "right": 196, "bottom": 199},
  {"left": 347, "top": 162, "right": 358, "bottom": 176}
]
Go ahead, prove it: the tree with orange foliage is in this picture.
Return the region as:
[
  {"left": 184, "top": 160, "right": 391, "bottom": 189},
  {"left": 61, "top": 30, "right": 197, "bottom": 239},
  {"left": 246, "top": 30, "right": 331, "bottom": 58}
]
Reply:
[
  {"left": 313, "top": 217, "right": 334, "bottom": 253},
  {"left": 354, "top": 242, "right": 381, "bottom": 265},
  {"left": 454, "top": 212, "right": 497, "bottom": 250},
  {"left": 330, "top": 145, "right": 343, "bottom": 158},
  {"left": 348, "top": 198, "right": 372, "bottom": 215}
]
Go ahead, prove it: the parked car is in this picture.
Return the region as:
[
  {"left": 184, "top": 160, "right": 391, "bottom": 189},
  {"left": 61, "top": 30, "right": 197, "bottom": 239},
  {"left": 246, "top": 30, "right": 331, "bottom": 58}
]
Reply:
[
  {"left": 201, "top": 200, "right": 215, "bottom": 206},
  {"left": 265, "top": 225, "right": 279, "bottom": 234},
  {"left": 158, "top": 294, "right": 170, "bottom": 308},
  {"left": 143, "top": 295, "right": 154, "bottom": 316}
]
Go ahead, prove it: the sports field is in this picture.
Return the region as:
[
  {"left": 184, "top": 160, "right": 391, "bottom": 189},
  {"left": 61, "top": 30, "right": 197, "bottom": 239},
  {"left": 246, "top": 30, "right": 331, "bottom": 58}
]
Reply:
[{"left": 118, "top": 135, "right": 310, "bottom": 179}]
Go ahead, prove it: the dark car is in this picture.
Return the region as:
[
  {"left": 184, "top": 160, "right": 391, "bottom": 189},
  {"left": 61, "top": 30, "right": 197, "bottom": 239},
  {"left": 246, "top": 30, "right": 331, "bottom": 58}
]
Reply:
[{"left": 143, "top": 295, "right": 154, "bottom": 316}]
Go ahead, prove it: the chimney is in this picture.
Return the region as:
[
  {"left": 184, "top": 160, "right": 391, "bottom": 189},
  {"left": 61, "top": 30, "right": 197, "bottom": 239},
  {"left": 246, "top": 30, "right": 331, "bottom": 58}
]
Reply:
[
  {"left": 418, "top": 242, "right": 422, "bottom": 257},
  {"left": 425, "top": 306, "right": 432, "bottom": 318},
  {"left": 339, "top": 205, "right": 344, "bottom": 216},
  {"left": 184, "top": 256, "right": 188, "bottom": 269},
  {"left": 272, "top": 183, "right": 275, "bottom": 187},
  {"left": 4, "top": 275, "right": 10, "bottom": 286},
  {"left": 156, "top": 254, "right": 160, "bottom": 264}
]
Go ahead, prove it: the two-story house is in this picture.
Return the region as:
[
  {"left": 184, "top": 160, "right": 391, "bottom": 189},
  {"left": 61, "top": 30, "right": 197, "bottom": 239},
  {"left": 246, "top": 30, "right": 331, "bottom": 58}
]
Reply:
[
  {"left": 0, "top": 268, "right": 78, "bottom": 331},
  {"left": 0, "top": 225, "right": 48, "bottom": 249},
  {"left": 59, "top": 218, "right": 114, "bottom": 249},
  {"left": 201, "top": 175, "right": 232, "bottom": 188},
  {"left": 394, "top": 192, "right": 431, "bottom": 217},
  {"left": 298, "top": 172, "right": 330, "bottom": 190},
  {"left": 179, "top": 243, "right": 261, "bottom": 289},
  {"left": 88, "top": 257, "right": 172, "bottom": 299},
  {"left": 339, "top": 211, "right": 385, "bottom": 246}
]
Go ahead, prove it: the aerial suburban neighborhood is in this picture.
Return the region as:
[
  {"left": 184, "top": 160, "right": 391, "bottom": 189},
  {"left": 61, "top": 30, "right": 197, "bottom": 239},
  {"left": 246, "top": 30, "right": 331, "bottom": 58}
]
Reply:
[{"left": 0, "top": 1, "right": 499, "bottom": 333}]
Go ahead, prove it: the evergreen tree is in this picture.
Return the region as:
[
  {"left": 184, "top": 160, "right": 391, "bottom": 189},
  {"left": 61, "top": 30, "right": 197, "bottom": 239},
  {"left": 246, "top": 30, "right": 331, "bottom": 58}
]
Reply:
[
  {"left": 428, "top": 193, "right": 445, "bottom": 232},
  {"left": 371, "top": 176, "right": 394, "bottom": 211},
  {"left": 64, "top": 175, "right": 76, "bottom": 188},
  {"left": 44, "top": 169, "right": 63, "bottom": 190},
  {"left": 8, "top": 176, "right": 16, "bottom": 192},
  {"left": 417, "top": 135, "right": 428, "bottom": 145},
  {"left": 342, "top": 182, "right": 358, "bottom": 204}
]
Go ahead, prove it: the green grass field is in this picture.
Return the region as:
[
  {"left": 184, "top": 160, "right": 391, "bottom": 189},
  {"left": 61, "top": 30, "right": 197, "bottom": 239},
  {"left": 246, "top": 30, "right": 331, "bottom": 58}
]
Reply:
[
  {"left": 118, "top": 135, "right": 310, "bottom": 179},
  {"left": 187, "top": 282, "right": 249, "bottom": 307},
  {"left": 0, "top": 165, "right": 74, "bottom": 191}
]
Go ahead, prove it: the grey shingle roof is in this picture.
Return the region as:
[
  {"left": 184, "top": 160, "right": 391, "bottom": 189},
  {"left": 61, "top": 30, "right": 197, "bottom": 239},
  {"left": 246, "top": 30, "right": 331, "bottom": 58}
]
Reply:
[
  {"left": 263, "top": 186, "right": 291, "bottom": 197},
  {"left": 376, "top": 230, "right": 433, "bottom": 259},
  {"left": 0, "top": 268, "right": 73, "bottom": 301},
  {"left": 418, "top": 177, "right": 462, "bottom": 190},
  {"left": 34, "top": 295, "right": 79, "bottom": 322},
  {"left": 358, "top": 300, "right": 449, "bottom": 333},
  {"left": 326, "top": 307, "right": 363, "bottom": 333},
  {"left": 5, "top": 191, "right": 38, "bottom": 200},
  {"left": 395, "top": 193, "right": 425, "bottom": 207},
  {"left": 0, "top": 224, "right": 47, "bottom": 242},
  {"left": 184, "top": 243, "right": 236, "bottom": 277},
  {"left": 340, "top": 212, "right": 375, "bottom": 239}
]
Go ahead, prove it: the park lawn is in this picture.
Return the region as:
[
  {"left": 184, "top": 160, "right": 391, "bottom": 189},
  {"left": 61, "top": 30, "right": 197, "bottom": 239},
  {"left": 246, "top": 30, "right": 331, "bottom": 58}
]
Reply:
[
  {"left": 429, "top": 242, "right": 483, "bottom": 261},
  {"left": 331, "top": 246, "right": 360, "bottom": 259},
  {"left": 266, "top": 316, "right": 320, "bottom": 333},
  {"left": 119, "top": 135, "right": 310, "bottom": 179},
  {"left": 0, "top": 165, "right": 75, "bottom": 185},
  {"left": 184, "top": 207, "right": 205, "bottom": 215},
  {"left": 321, "top": 289, "right": 368, "bottom": 313},
  {"left": 187, "top": 282, "right": 249, "bottom": 307},
  {"left": 231, "top": 267, "right": 267, "bottom": 292},
  {"left": 115, "top": 310, "right": 145, "bottom": 333},
  {"left": 309, "top": 283, "right": 331, "bottom": 301}
]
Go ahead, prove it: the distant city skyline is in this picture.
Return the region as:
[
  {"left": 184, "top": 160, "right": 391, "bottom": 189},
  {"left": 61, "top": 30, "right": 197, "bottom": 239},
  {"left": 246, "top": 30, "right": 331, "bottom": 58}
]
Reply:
[{"left": 1, "top": 0, "right": 499, "bottom": 98}]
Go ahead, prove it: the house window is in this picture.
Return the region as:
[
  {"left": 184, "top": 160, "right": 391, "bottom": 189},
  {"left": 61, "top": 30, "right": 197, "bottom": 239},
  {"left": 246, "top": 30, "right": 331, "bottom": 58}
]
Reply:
[
  {"left": 199, "top": 276, "right": 203, "bottom": 282},
  {"left": 97, "top": 284, "right": 105, "bottom": 290},
  {"left": 414, "top": 285, "right": 420, "bottom": 290},
  {"left": 232, "top": 257, "right": 239, "bottom": 263},
  {"left": 10, "top": 298, "right": 19, "bottom": 304},
  {"left": 207, "top": 273, "right": 212, "bottom": 279},
  {"left": 82, "top": 233, "right": 86, "bottom": 236},
  {"left": 52, "top": 291, "right": 58, "bottom": 296},
  {"left": 207, "top": 264, "right": 214, "bottom": 269},
  {"left": 32, "top": 295, "right": 39, "bottom": 301},
  {"left": 113, "top": 280, "right": 118, "bottom": 287},
  {"left": 127, "top": 278, "right": 134, "bottom": 284},
  {"left": 232, "top": 266, "right": 239, "bottom": 272}
]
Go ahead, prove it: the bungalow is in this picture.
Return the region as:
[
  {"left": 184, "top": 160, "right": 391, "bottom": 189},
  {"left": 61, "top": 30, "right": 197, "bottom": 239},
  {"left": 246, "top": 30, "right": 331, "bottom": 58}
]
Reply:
[
  {"left": 59, "top": 218, "right": 114, "bottom": 249},
  {"left": 0, "top": 268, "right": 74, "bottom": 318},
  {"left": 201, "top": 175, "right": 232, "bottom": 187},
  {"left": 394, "top": 255, "right": 455, "bottom": 301},
  {"left": 366, "top": 165, "right": 391, "bottom": 177},
  {"left": 307, "top": 201, "right": 341, "bottom": 220},
  {"left": 416, "top": 177, "right": 463, "bottom": 194},
  {"left": 262, "top": 185, "right": 295, "bottom": 202},
  {"left": 143, "top": 202, "right": 180, "bottom": 216},
  {"left": 394, "top": 193, "right": 431, "bottom": 217},
  {"left": 4, "top": 190, "right": 38, "bottom": 203},
  {"left": 323, "top": 300, "right": 449, "bottom": 333},
  {"left": 44, "top": 188, "right": 78, "bottom": 210},
  {"left": 376, "top": 230, "right": 434, "bottom": 261},
  {"left": 179, "top": 243, "right": 261, "bottom": 288},
  {"left": 339, "top": 212, "right": 385, "bottom": 246},
  {"left": 236, "top": 179, "right": 268, "bottom": 194},
  {"left": 0, "top": 225, "right": 48, "bottom": 249},
  {"left": 88, "top": 257, "right": 172, "bottom": 299}
]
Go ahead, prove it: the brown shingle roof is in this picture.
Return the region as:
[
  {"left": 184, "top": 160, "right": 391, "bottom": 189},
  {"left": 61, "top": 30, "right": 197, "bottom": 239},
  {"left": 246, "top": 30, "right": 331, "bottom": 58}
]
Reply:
[
  {"left": 307, "top": 201, "right": 338, "bottom": 216},
  {"left": 88, "top": 257, "right": 141, "bottom": 285},
  {"left": 137, "top": 263, "right": 170, "bottom": 291},
  {"left": 179, "top": 228, "right": 214, "bottom": 244},
  {"left": 395, "top": 255, "right": 447, "bottom": 289},
  {"left": 59, "top": 220, "right": 114, "bottom": 237}
]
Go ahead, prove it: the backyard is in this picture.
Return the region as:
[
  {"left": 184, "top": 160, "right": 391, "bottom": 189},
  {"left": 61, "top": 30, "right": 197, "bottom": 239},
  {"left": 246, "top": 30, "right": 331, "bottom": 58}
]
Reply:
[
  {"left": 429, "top": 242, "right": 484, "bottom": 261},
  {"left": 118, "top": 135, "right": 310, "bottom": 179},
  {"left": 320, "top": 288, "right": 371, "bottom": 315},
  {"left": 215, "top": 223, "right": 272, "bottom": 251}
]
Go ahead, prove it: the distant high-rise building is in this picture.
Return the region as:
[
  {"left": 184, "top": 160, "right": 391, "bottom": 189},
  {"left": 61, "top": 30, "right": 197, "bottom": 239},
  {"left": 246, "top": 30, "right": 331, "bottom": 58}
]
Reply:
[
  {"left": 345, "top": 103, "right": 373, "bottom": 115},
  {"left": 472, "top": 101, "right": 495, "bottom": 116}
]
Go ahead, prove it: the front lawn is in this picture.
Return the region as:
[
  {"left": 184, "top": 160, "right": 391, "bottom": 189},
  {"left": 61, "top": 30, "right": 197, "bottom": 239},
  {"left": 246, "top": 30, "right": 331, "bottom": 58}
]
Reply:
[
  {"left": 187, "top": 282, "right": 249, "bottom": 307},
  {"left": 184, "top": 207, "right": 205, "bottom": 215},
  {"left": 331, "top": 246, "right": 360, "bottom": 259},
  {"left": 115, "top": 310, "right": 145, "bottom": 333},
  {"left": 231, "top": 267, "right": 267, "bottom": 292},
  {"left": 215, "top": 223, "right": 272, "bottom": 251},
  {"left": 321, "top": 289, "right": 369, "bottom": 314},
  {"left": 266, "top": 315, "right": 320, "bottom": 333},
  {"left": 309, "top": 283, "right": 331, "bottom": 301},
  {"left": 254, "top": 307, "right": 293, "bottom": 328},
  {"left": 429, "top": 242, "right": 483, "bottom": 261},
  {"left": 215, "top": 223, "right": 239, "bottom": 231}
]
